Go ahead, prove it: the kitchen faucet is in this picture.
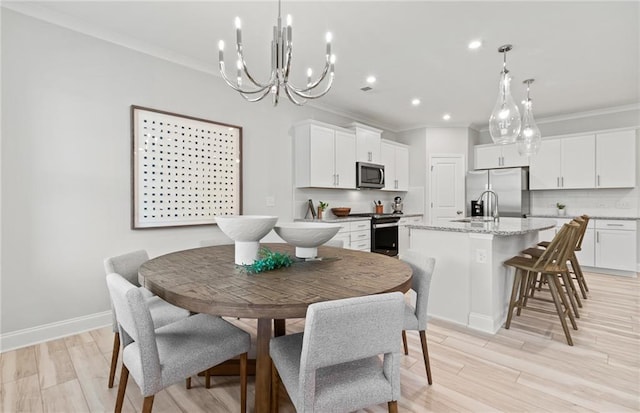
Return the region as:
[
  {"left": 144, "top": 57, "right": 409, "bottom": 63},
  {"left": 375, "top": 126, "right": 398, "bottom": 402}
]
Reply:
[{"left": 477, "top": 190, "right": 500, "bottom": 222}]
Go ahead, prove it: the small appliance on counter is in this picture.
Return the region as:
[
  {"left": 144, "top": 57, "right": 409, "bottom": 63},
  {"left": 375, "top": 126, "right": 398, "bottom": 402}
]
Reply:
[{"left": 392, "top": 196, "right": 403, "bottom": 214}]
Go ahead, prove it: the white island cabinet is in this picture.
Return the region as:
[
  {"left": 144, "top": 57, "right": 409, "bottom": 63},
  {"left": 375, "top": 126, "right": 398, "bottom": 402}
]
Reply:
[{"left": 407, "top": 218, "right": 555, "bottom": 334}]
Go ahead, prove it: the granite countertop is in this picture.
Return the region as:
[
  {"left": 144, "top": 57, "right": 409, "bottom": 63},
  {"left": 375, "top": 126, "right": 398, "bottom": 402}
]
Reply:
[
  {"left": 408, "top": 217, "right": 556, "bottom": 236},
  {"left": 527, "top": 214, "right": 640, "bottom": 221}
]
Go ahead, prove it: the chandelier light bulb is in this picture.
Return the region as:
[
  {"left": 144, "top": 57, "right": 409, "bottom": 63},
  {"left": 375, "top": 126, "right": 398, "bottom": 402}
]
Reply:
[
  {"left": 286, "top": 14, "right": 292, "bottom": 26},
  {"left": 516, "top": 79, "right": 542, "bottom": 156},
  {"left": 489, "top": 44, "right": 521, "bottom": 144},
  {"left": 326, "top": 32, "right": 333, "bottom": 43},
  {"left": 218, "top": 40, "right": 225, "bottom": 51},
  {"left": 235, "top": 17, "right": 241, "bottom": 29}
]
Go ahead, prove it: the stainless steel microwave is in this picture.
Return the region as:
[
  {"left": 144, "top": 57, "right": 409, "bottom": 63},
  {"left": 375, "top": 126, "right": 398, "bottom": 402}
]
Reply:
[{"left": 356, "top": 162, "right": 385, "bottom": 189}]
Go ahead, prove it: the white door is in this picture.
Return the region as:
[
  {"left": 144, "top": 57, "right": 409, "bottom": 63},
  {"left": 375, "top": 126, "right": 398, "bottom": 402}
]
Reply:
[
  {"left": 596, "top": 130, "right": 636, "bottom": 188},
  {"left": 429, "top": 155, "right": 465, "bottom": 223},
  {"left": 530, "top": 139, "right": 562, "bottom": 189},
  {"left": 309, "top": 124, "right": 336, "bottom": 188},
  {"left": 334, "top": 130, "right": 356, "bottom": 189},
  {"left": 562, "top": 134, "right": 595, "bottom": 189}
]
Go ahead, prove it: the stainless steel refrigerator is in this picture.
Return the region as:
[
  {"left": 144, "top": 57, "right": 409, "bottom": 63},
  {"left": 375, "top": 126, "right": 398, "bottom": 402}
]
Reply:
[{"left": 466, "top": 168, "right": 530, "bottom": 218}]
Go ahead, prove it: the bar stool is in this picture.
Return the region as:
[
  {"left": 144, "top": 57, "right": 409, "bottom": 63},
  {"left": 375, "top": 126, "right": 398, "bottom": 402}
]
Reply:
[
  {"left": 536, "top": 215, "right": 590, "bottom": 299},
  {"left": 504, "top": 222, "right": 581, "bottom": 346},
  {"left": 521, "top": 217, "right": 586, "bottom": 318}
]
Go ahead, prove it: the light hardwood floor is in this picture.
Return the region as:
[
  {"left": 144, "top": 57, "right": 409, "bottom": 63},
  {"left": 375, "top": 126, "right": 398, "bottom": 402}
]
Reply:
[{"left": 1, "top": 271, "right": 638, "bottom": 412}]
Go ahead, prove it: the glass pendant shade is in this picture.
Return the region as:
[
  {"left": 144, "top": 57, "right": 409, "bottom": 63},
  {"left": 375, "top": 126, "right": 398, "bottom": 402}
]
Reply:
[
  {"left": 516, "top": 79, "right": 542, "bottom": 155},
  {"left": 489, "top": 71, "right": 521, "bottom": 144}
]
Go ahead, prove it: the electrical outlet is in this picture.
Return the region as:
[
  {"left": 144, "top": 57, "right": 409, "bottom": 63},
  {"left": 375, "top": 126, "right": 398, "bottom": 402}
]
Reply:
[
  {"left": 616, "top": 201, "right": 631, "bottom": 209},
  {"left": 266, "top": 196, "right": 275, "bottom": 207},
  {"left": 476, "top": 249, "right": 487, "bottom": 264}
]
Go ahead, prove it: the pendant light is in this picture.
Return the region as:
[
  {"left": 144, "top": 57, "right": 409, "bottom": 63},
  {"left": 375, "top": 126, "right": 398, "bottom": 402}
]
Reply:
[
  {"left": 489, "top": 44, "right": 521, "bottom": 144},
  {"left": 517, "top": 79, "right": 542, "bottom": 155}
]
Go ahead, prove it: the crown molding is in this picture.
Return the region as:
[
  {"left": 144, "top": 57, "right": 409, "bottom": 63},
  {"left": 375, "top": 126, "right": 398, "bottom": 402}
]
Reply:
[
  {"left": 2, "top": 2, "right": 217, "bottom": 77},
  {"left": 476, "top": 103, "right": 640, "bottom": 133}
]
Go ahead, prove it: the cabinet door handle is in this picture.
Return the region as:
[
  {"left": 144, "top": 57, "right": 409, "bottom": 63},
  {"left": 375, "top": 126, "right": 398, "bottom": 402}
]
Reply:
[
  {"left": 606, "top": 223, "right": 624, "bottom": 227},
  {"left": 557, "top": 177, "right": 560, "bottom": 187},
  {"left": 561, "top": 177, "right": 564, "bottom": 187},
  {"left": 596, "top": 231, "right": 599, "bottom": 243},
  {"left": 336, "top": 174, "right": 340, "bottom": 186},
  {"left": 333, "top": 174, "right": 336, "bottom": 186},
  {"left": 597, "top": 175, "right": 600, "bottom": 186}
]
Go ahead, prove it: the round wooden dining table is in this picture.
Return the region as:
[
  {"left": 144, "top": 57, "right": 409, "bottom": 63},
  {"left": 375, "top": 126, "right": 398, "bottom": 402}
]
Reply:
[{"left": 138, "top": 243, "right": 413, "bottom": 413}]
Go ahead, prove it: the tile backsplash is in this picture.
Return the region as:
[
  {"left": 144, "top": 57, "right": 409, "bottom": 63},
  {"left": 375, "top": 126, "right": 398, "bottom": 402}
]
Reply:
[{"left": 530, "top": 188, "right": 639, "bottom": 217}]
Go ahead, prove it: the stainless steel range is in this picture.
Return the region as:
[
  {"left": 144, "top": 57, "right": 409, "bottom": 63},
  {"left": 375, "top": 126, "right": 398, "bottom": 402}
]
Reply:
[{"left": 349, "top": 213, "right": 401, "bottom": 256}]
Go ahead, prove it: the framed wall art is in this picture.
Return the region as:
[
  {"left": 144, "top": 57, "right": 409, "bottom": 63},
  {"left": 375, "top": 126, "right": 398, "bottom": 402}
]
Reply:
[{"left": 131, "top": 105, "right": 242, "bottom": 229}]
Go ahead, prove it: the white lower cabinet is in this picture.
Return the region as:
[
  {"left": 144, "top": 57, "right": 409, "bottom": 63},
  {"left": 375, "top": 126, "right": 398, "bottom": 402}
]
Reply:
[
  {"left": 399, "top": 216, "right": 423, "bottom": 256},
  {"left": 538, "top": 218, "right": 636, "bottom": 273},
  {"left": 331, "top": 219, "right": 371, "bottom": 251},
  {"left": 595, "top": 220, "right": 637, "bottom": 272}
]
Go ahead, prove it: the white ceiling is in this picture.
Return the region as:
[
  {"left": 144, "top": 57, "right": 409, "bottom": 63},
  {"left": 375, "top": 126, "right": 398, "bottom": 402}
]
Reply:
[{"left": 5, "top": 1, "right": 639, "bottom": 132}]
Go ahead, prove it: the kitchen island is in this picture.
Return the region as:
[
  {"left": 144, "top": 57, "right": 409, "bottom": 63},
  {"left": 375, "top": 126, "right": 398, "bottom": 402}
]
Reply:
[{"left": 407, "top": 217, "right": 556, "bottom": 334}]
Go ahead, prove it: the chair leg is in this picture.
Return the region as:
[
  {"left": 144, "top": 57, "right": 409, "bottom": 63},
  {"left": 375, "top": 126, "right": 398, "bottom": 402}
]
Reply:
[
  {"left": 240, "top": 353, "right": 247, "bottom": 413},
  {"left": 141, "top": 395, "right": 155, "bottom": 413},
  {"left": 186, "top": 377, "right": 191, "bottom": 389},
  {"left": 505, "top": 268, "right": 522, "bottom": 329},
  {"left": 401, "top": 330, "right": 409, "bottom": 355},
  {"left": 388, "top": 400, "right": 398, "bottom": 413},
  {"left": 570, "top": 254, "right": 588, "bottom": 298},
  {"left": 205, "top": 369, "right": 211, "bottom": 389},
  {"left": 108, "top": 332, "right": 120, "bottom": 389},
  {"left": 419, "top": 330, "right": 433, "bottom": 385},
  {"left": 553, "top": 274, "right": 578, "bottom": 331},
  {"left": 271, "top": 363, "right": 279, "bottom": 413},
  {"left": 561, "top": 272, "right": 581, "bottom": 317},
  {"left": 114, "top": 364, "right": 129, "bottom": 413},
  {"left": 516, "top": 270, "right": 531, "bottom": 316},
  {"left": 546, "top": 274, "right": 574, "bottom": 346}
]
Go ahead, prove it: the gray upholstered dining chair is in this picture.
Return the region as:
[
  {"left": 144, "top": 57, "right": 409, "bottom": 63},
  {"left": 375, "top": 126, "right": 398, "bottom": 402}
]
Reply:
[
  {"left": 106, "top": 273, "right": 251, "bottom": 413},
  {"left": 104, "top": 250, "right": 190, "bottom": 388},
  {"left": 269, "top": 292, "right": 405, "bottom": 413},
  {"left": 399, "top": 250, "right": 436, "bottom": 385}
]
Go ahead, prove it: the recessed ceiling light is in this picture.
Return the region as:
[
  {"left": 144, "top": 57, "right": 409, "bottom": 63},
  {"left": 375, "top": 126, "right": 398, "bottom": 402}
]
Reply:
[
  {"left": 468, "top": 40, "right": 482, "bottom": 50},
  {"left": 366, "top": 75, "right": 376, "bottom": 84},
  {"left": 443, "top": 113, "right": 451, "bottom": 120},
  {"left": 411, "top": 98, "right": 421, "bottom": 106}
]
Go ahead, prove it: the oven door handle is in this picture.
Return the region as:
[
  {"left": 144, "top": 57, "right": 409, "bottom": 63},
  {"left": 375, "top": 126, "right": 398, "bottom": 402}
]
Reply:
[{"left": 373, "top": 223, "right": 399, "bottom": 229}]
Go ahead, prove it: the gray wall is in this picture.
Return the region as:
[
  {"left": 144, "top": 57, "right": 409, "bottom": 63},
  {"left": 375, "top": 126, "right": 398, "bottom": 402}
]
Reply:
[{"left": 0, "top": 9, "right": 363, "bottom": 341}]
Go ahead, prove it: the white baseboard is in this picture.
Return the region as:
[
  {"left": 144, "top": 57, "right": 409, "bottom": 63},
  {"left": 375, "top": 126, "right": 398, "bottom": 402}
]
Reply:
[{"left": 0, "top": 311, "right": 112, "bottom": 353}]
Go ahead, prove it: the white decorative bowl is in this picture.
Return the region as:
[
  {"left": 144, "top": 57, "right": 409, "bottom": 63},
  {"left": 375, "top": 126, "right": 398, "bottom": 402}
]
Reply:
[
  {"left": 274, "top": 222, "right": 341, "bottom": 258},
  {"left": 215, "top": 215, "right": 278, "bottom": 265}
]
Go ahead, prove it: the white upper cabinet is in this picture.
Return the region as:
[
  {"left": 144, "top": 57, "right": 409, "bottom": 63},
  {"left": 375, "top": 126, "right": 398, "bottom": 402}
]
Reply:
[
  {"left": 294, "top": 120, "right": 356, "bottom": 189},
  {"left": 349, "top": 122, "right": 383, "bottom": 163},
  {"left": 381, "top": 140, "right": 409, "bottom": 191},
  {"left": 474, "top": 143, "right": 529, "bottom": 169},
  {"left": 530, "top": 135, "right": 595, "bottom": 189},
  {"left": 596, "top": 130, "right": 636, "bottom": 188},
  {"left": 530, "top": 129, "right": 637, "bottom": 190}
]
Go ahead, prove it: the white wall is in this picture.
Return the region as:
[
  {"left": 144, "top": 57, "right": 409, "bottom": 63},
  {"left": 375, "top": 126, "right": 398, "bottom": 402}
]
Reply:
[{"left": 0, "top": 10, "right": 377, "bottom": 348}]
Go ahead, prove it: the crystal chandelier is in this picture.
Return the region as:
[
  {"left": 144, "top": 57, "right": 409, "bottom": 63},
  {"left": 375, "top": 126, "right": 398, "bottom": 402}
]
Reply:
[
  {"left": 489, "top": 44, "right": 521, "bottom": 144},
  {"left": 217, "top": 0, "right": 335, "bottom": 106},
  {"left": 516, "top": 79, "right": 542, "bottom": 155}
]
